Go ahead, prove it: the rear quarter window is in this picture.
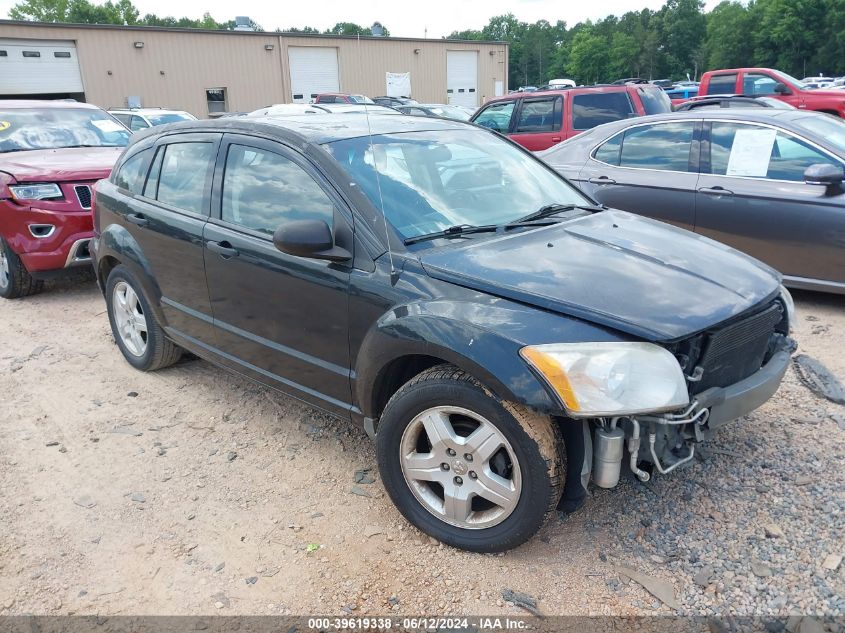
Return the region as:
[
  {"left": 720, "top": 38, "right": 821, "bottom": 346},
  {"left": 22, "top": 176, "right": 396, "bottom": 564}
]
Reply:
[
  {"left": 114, "top": 148, "right": 152, "bottom": 194},
  {"left": 572, "top": 92, "right": 635, "bottom": 130},
  {"left": 707, "top": 73, "right": 738, "bottom": 95}
]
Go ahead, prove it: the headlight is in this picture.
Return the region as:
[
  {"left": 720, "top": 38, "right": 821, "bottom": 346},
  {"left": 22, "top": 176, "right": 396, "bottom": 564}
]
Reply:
[
  {"left": 9, "top": 183, "right": 63, "bottom": 201},
  {"left": 521, "top": 342, "right": 689, "bottom": 417},
  {"left": 778, "top": 285, "right": 795, "bottom": 332}
]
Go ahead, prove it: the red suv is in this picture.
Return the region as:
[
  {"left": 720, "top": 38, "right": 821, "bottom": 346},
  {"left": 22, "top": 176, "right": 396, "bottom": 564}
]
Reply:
[
  {"left": 471, "top": 84, "right": 672, "bottom": 151},
  {"left": 0, "top": 100, "right": 130, "bottom": 298}
]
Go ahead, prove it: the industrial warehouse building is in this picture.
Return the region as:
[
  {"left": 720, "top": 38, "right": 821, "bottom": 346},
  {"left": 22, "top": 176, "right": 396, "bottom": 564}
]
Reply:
[{"left": 0, "top": 21, "right": 508, "bottom": 117}]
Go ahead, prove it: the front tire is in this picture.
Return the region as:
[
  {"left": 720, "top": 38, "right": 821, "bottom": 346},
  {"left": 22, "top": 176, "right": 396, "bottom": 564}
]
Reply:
[
  {"left": 105, "top": 264, "right": 182, "bottom": 371},
  {"left": 376, "top": 365, "right": 563, "bottom": 552},
  {"left": 0, "top": 237, "right": 43, "bottom": 299}
]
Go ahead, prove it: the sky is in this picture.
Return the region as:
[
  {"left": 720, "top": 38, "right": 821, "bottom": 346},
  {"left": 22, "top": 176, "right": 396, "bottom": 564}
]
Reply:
[{"left": 1, "top": 0, "right": 722, "bottom": 38}]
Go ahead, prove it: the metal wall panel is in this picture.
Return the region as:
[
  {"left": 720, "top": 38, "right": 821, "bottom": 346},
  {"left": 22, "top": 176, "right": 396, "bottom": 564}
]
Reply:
[{"left": 0, "top": 22, "right": 508, "bottom": 115}]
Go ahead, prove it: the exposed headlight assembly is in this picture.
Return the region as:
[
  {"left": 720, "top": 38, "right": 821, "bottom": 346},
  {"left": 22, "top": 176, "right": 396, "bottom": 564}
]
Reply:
[
  {"left": 521, "top": 342, "right": 689, "bottom": 417},
  {"left": 9, "top": 183, "right": 63, "bottom": 201}
]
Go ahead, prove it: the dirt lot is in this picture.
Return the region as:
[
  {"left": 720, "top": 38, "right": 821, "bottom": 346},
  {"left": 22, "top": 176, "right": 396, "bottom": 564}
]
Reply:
[{"left": 0, "top": 279, "right": 843, "bottom": 618}]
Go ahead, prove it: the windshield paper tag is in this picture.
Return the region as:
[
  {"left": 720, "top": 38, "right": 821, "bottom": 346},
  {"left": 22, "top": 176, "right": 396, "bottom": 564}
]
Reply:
[
  {"left": 92, "top": 119, "right": 125, "bottom": 133},
  {"left": 0, "top": 121, "right": 10, "bottom": 132},
  {"left": 726, "top": 128, "right": 777, "bottom": 177}
]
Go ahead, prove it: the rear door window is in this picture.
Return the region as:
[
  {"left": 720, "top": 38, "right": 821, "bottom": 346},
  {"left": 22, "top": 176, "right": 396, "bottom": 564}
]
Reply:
[
  {"left": 707, "top": 73, "right": 738, "bottom": 95},
  {"left": 514, "top": 97, "right": 561, "bottom": 133},
  {"left": 472, "top": 101, "right": 516, "bottom": 133},
  {"left": 637, "top": 87, "right": 672, "bottom": 115},
  {"left": 147, "top": 142, "right": 215, "bottom": 214},
  {"left": 618, "top": 122, "right": 696, "bottom": 171},
  {"left": 572, "top": 92, "right": 634, "bottom": 130}
]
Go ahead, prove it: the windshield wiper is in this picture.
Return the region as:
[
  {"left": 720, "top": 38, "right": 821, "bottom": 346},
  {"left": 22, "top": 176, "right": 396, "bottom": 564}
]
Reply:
[
  {"left": 404, "top": 219, "right": 560, "bottom": 246},
  {"left": 515, "top": 203, "right": 604, "bottom": 224},
  {"left": 404, "top": 224, "right": 499, "bottom": 245}
]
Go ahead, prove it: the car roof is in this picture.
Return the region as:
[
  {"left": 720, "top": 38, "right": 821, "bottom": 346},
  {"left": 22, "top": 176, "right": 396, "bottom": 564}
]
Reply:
[
  {"left": 109, "top": 108, "right": 189, "bottom": 115},
  {"left": 0, "top": 99, "right": 101, "bottom": 110},
  {"left": 140, "top": 113, "right": 471, "bottom": 145},
  {"left": 487, "top": 83, "right": 658, "bottom": 103}
]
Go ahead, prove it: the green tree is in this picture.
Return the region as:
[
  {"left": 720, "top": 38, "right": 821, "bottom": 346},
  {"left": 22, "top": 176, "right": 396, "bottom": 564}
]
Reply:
[
  {"left": 752, "top": 0, "right": 828, "bottom": 76},
  {"left": 704, "top": 1, "right": 753, "bottom": 70},
  {"left": 567, "top": 25, "right": 609, "bottom": 84},
  {"left": 661, "top": 0, "right": 707, "bottom": 77},
  {"left": 447, "top": 29, "right": 482, "bottom": 40}
]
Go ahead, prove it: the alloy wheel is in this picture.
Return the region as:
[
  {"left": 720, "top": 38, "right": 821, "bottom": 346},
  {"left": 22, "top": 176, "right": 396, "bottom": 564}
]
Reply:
[
  {"left": 0, "top": 244, "right": 9, "bottom": 290},
  {"left": 399, "top": 406, "right": 522, "bottom": 529},
  {"left": 112, "top": 281, "right": 148, "bottom": 357}
]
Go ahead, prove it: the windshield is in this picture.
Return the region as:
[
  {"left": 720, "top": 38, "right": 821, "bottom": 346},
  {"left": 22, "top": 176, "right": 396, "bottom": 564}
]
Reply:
[
  {"left": 0, "top": 108, "right": 130, "bottom": 153},
  {"left": 147, "top": 112, "right": 195, "bottom": 125},
  {"left": 775, "top": 71, "right": 809, "bottom": 90},
  {"left": 792, "top": 114, "right": 845, "bottom": 154},
  {"left": 349, "top": 95, "right": 375, "bottom": 104},
  {"left": 325, "top": 129, "right": 592, "bottom": 241}
]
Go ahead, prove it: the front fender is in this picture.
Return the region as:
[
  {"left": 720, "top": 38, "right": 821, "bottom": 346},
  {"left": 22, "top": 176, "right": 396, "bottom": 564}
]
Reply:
[{"left": 354, "top": 300, "right": 561, "bottom": 419}]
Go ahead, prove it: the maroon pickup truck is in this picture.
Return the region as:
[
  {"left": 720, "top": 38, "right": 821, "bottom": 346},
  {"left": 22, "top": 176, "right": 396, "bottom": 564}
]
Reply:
[{"left": 697, "top": 68, "right": 845, "bottom": 118}]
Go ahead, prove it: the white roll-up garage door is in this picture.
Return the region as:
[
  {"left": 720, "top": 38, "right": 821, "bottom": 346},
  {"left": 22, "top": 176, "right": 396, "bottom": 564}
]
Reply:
[
  {"left": 0, "top": 39, "right": 84, "bottom": 96},
  {"left": 288, "top": 47, "right": 340, "bottom": 103},
  {"left": 446, "top": 51, "right": 478, "bottom": 108}
]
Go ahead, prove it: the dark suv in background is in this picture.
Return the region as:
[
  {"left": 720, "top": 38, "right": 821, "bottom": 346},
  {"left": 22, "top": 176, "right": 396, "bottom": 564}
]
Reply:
[
  {"left": 92, "top": 114, "right": 792, "bottom": 552},
  {"left": 471, "top": 84, "right": 672, "bottom": 151}
]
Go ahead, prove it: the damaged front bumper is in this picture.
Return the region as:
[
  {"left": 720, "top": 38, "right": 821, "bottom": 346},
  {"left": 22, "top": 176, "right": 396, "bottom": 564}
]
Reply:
[{"left": 591, "top": 340, "right": 792, "bottom": 488}]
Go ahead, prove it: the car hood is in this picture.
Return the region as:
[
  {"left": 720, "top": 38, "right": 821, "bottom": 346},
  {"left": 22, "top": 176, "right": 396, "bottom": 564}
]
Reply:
[
  {"left": 0, "top": 146, "right": 123, "bottom": 182},
  {"left": 418, "top": 210, "right": 781, "bottom": 342}
]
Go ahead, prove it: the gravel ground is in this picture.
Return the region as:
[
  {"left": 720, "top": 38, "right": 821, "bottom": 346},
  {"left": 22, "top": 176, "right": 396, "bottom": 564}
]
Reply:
[{"left": 0, "top": 278, "right": 842, "bottom": 621}]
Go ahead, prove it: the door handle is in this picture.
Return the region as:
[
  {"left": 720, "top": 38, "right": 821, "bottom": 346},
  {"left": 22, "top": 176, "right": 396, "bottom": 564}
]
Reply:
[
  {"left": 206, "top": 240, "right": 239, "bottom": 258},
  {"left": 126, "top": 213, "right": 149, "bottom": 227},
  {"left": 698, "top": 186, "right": 734, "bottom": 196},
  {"left": 551, "top": 136, "right": 561, "bottom": 142},
  {"left": 588, "top": 176, "right": 616, "bottom": 185}
]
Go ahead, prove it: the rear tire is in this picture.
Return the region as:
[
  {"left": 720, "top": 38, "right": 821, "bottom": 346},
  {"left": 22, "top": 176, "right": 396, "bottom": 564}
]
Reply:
[
  {"left": 376, "top": 365, "right": 563, "bottom": 552},
  {"left": 105, "top": 264, "right": 182, "bottom": 371},
  {"left": 0, "top": 237, "right": 43, "bottom": 299}
]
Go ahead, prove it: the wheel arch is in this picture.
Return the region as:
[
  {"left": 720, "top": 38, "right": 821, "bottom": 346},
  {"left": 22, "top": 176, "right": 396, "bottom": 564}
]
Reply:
[{"left": 354, "top": 312, "right": 560, "bottom": 424}]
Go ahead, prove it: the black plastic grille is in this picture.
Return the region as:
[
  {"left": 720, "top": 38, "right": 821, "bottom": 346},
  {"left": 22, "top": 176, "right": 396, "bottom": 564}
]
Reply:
[
  {"left": 74, "top": 185, "right": 92, "bottom": 209},
  {"left": 692, "top": 302, "right": 783, "bottom": 393}
]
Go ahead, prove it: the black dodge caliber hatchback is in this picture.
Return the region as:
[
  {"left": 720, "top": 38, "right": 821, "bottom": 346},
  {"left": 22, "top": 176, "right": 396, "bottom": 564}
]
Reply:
[{"left": 92, "top": 114, "right": 794, "bottom": 552}]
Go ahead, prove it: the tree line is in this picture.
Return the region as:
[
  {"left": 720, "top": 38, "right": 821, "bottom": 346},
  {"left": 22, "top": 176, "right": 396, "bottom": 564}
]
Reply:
[
  {"left": 8, "top": 0, "right": 389, "bottom": 36},
  {"left": 8, "top": 0, "right": 845, "bottom": 87},
  {"left": 449, "top": 0, "right": 845, "bottom": 88}
]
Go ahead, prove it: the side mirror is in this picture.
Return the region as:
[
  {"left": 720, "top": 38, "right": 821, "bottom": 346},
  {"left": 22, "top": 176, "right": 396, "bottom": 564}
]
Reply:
[
  {"left": 774, "top": 82, "right": 792, "bottom": 95},
  {"left": 272, "top": 219, "right": 351, "bottom": 262},
  {"left": 804, "top": 163, "right": 845, "bottom": 187}
]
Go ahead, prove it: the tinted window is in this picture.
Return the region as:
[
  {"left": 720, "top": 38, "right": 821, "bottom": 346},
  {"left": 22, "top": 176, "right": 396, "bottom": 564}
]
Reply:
[
  {"left": 710, "top": 122, "right": 842, "bottom": 181},
  {"left": 743, "top": 73, "right": 779, "bottom": 96},
  {"left": 130, "top": 115, "right": 149, "bottom": 132},
  {"left": 111, "top": 113, "right": 130, "bottom": 126},
  {"left": 637, "top": 87, "right": 672, "bottom": 115},
  {"left": 618, "top": 122, "right": 695, "bottom": 171},
  {"left": 572, "top": 92, "right": 634, "bottom": 130},
  {"left": 115, "top": 149, "right": 151, "bottom": 194},
  {"left": 473, "top": 101, "right": 515, "bottom": 133},
  {"left": 594, "top": 131, "right": 623, "bottom": 166},
  {"left": 707, "top": 73, "right": 737, "bottom": 95},
  {"left": 222, "top": 144, "right": 334, "bottom": 235},
  {"left": 515, "top": 97, "right": 561, "bottom": 133},
  {"left": 153, "top": 142, "right": 214, "bottom": 214}
]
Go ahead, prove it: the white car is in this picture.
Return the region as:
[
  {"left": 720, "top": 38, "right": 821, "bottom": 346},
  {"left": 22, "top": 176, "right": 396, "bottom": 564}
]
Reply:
[
  {"left": 801, "top": 76, "right": 835, "bottom": 89},
  {"left": 108, "top": 108, "right": 197, "bottom": 132}
]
